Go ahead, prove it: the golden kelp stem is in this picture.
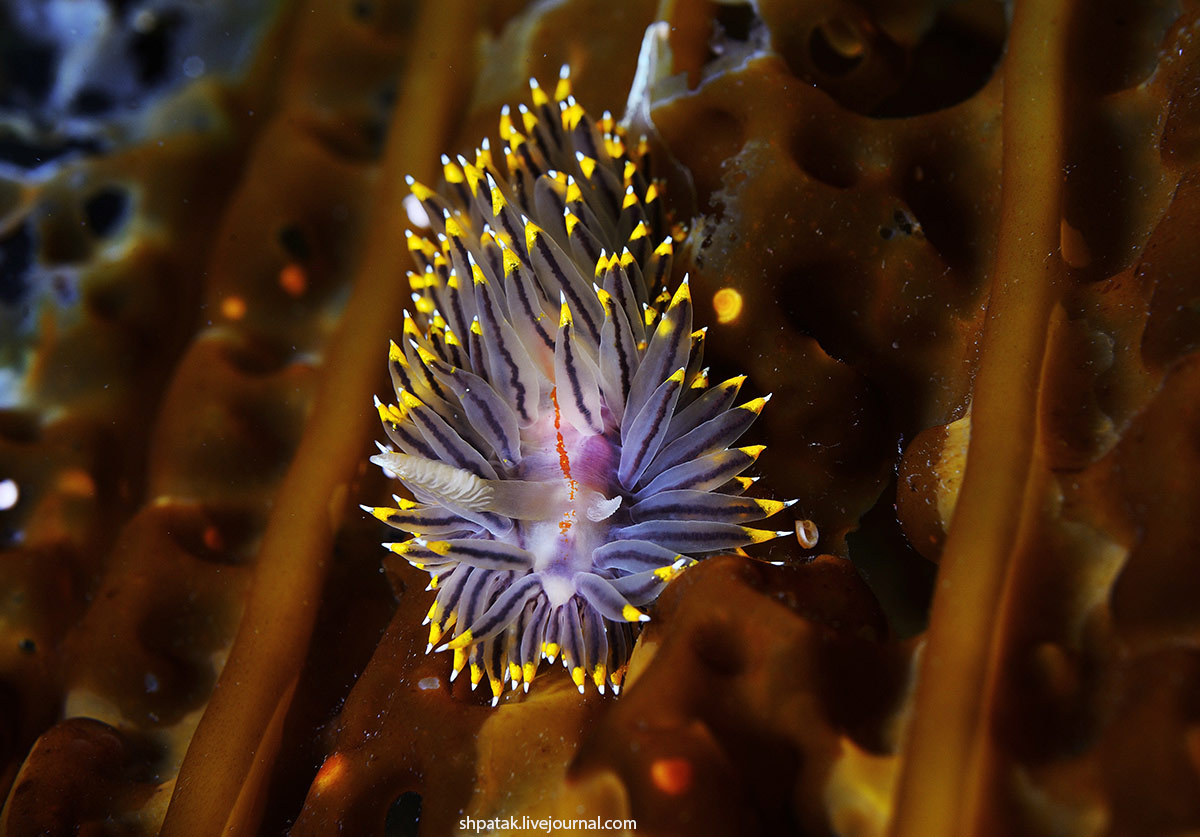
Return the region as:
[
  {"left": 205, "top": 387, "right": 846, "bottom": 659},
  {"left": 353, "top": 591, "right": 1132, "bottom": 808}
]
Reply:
[
  {"left": 160, "top": 1, "right": 474, "bottom": 833},
  {"left": 891, "top": 1, "right": 1071, "bottom": 834}
]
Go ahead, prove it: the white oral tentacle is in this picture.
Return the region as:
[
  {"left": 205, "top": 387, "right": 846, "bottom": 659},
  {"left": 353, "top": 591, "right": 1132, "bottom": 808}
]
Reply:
[{"left": 370, "top": 451, "right": 493, "bottom": 510}]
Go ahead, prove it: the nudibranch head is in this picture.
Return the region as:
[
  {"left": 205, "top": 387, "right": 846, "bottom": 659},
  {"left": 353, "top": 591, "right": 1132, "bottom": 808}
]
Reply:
[{"left": 367, "top": 67, "right": 790, "bottom": 705}]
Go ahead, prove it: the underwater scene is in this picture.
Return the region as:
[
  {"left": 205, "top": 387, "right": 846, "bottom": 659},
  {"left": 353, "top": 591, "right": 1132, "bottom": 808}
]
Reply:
[{"left": 1, "top": 0, "right": 1198, "bottom": 834}]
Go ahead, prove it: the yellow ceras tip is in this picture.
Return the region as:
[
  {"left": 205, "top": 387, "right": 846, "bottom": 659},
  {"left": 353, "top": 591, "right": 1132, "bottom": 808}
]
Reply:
[
  {"left": 523, "top": 218, "right": 542, "bottom": 252},
  {"left": 754, "top": 498, "right": 789, "bottom": 517},
  {"left": 470, "top": 662, "right": 484, "bottom": 688},
  {"left": 406, "top": 177, "right": 437, "bottom": 202},
  {"left": 555, "top": 64, "right": 571, "bottom": 100},
  {"left": 398, "top": 388, "right": 424, "bottom": 410},
  {"left": 565, "top": 176, "right": 583, "bottom": 204},
  {"left": 744, "top": 527, "right": 791, "bottom": 544},
  {"left": 412, "top": 342, "right": 438, "bottom": 367},
  {"left": 487, "top": 174, "right": 507, "bottom": 216},
  {"left": 652, "top": 558, "right": 690, "bottom": 582},
  {"left": 564, "top": 207, "right": 581, "bottom": 236},
  {"left": 571, "top": 666, "right": 586, "bottom": 692},
  {"left": 405, "top": 231, "right": 432, "bottom": 254},
  {"left": 501, "top": 244, "right": 521, "bottom": 275},
  {"left": 416, "top": 538, "right": 451, "bottom": 556},
  {"left": 741, "top": 395, "right": 770, "bottom": 414},
  {"left": 427, "top": 621, "right": 443, "bottom": 649},
  {"left": 622, "top": 604, "right": 651, "bottom": 623},
  {"left": 529, "top": 75, "right": 549, "bottom": 107},
  {"left": 670, "top": 275, "right": 691, "bottom": 306},
  {"left": 441, "top": 628, "right": 475, "bottom": 652},
  {"left": 443, "top": 212, "right": 466, "bottom": 238},
  {"left": 378, "top": 401, "right": 404, "bottom": 424},
  {"left": 592, "top": 665, "right": 607, "bottom": 691},
  {"left": 442, "top": 155, "right": 463, "bottom": 183},
  {"left": 575, "top": 151, "right": 596, "bottom": 179}
]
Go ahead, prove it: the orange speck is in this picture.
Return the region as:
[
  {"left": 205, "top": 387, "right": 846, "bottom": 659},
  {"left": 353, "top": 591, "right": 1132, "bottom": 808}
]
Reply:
[
  {"left": 57, "top": 469, "right": 96, "bottom": 497},
  {"left": 221, "top": 296, "right": 246, "bottom": 320},
  {"left": 713, "top": 287, "right": 743, "bottom": 324},
  {"left": 202, "top": 525, "right": 225, "bottom": 552},
  {"left": 650, "top": 757, "right": 693, "bottom": 795},
  {"left": 279, "top": 263, "right": 307, "bottom": 297},
  {"left": 312, "top": 753, "right": 347, "bottom": 795}
]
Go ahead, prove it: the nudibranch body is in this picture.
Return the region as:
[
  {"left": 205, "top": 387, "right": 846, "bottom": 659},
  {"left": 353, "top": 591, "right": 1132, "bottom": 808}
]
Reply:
[{"left": 366, "top": 67, "right": 790, "bottom": 705}]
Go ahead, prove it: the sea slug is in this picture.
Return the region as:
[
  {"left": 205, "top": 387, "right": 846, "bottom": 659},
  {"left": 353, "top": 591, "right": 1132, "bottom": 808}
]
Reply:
[{"left": 365, "top": 67, "right": 790, "bottom": 705}]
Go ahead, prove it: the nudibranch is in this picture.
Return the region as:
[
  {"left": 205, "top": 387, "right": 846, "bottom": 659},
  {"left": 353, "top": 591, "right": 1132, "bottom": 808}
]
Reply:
[{"left": 365, "top": 67, "right": 791, "bottom": 706}]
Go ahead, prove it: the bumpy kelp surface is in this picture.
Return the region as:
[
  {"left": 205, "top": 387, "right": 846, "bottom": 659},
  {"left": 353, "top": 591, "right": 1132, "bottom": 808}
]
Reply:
[{"left": 1, "top": 0, "right": 1199, "bottom": 835}]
